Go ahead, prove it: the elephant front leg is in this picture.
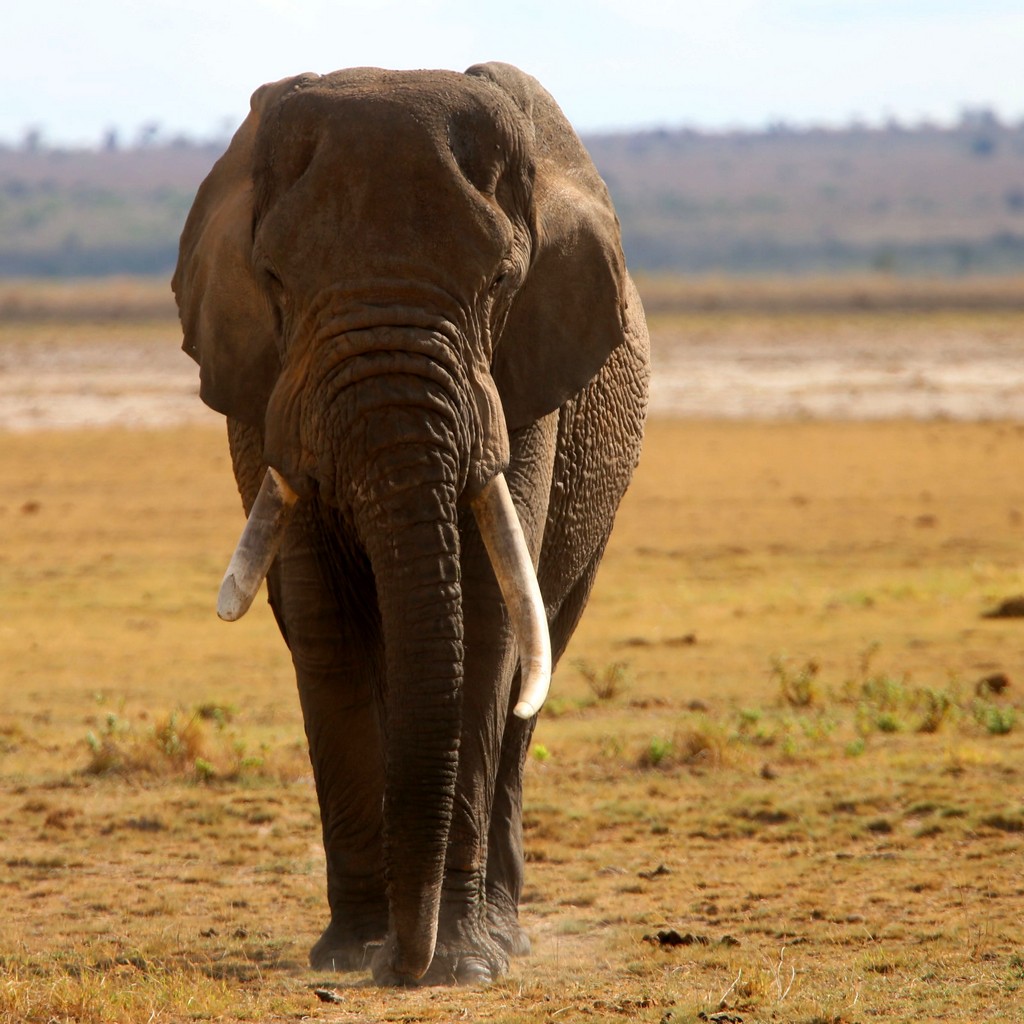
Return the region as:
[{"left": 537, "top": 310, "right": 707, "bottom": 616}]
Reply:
[
  {"left": 269, "top": 540, "right": 389, "bottom": 972},
  {"left": 301, "top": 673, "right": 389, "bottom": 971},
  {"left": 485, "top": 542, "right": 612, "bottom": 958},
  {"left": 408, "top": 543, "right": 518, "bottom": 986}
]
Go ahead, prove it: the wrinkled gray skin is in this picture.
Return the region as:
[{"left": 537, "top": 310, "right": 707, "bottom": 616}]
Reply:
[{"left": 173, "top": 62, "right": 648, "bottom": 986}]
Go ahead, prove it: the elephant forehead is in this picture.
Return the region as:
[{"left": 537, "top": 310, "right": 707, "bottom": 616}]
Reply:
[
  {"left": 267, "top": 68, "right": 521, "bottom": 155},
  {"left": 255, "top": 70, "right": 526, "bottom": 203},
  {"left": 251, "top": 70, "right": 526, "bottom": 266}
]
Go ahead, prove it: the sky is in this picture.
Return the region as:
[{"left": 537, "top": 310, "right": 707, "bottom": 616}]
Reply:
[{"left": 4, "top": 0, "right": 1023, "bottom": 147}]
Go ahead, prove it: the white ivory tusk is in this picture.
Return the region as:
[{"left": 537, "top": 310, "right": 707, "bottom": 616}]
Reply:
[
  {"left": 470, "top": 473, "right": 552, "bottom": 719},
  {"left": 217, "top": 467, "right": 299, "bottom": 622}
]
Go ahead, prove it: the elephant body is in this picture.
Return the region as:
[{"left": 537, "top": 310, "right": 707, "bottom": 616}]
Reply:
[{"left": 174, "top": 62, "right": 649, "bottom": 985}]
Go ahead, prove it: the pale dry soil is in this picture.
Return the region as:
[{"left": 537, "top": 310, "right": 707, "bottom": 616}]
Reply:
[
  {"left": 1, "top": 310, "right": 1023, "bottom": 1021},
  {"left": 4, "top": 308, "right": 1024, "bottom": 429}
]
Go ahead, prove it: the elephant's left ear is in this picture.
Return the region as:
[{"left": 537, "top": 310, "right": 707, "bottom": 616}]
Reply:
[
  {"left": 467, "top": 62, "right": 629, "bottom": 431},
  {"left": 172, "top": 75, "right": 313, "bottom": 427}
]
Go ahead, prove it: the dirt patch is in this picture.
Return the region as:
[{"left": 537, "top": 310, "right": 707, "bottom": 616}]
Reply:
[
  {"left": 4, "top": 309, "right": 1024, "bottom": 430},
  {"left": 649, "top": 309, "right": 1024, "bottom": 419},
  {"left": 0, "top": 322, "right": 214, "bottom": 431}
]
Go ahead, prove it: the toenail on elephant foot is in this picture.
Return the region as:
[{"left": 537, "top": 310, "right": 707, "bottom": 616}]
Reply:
[
  {"left": 429, "top": 931, "right": 509, "bottom": 987},
  {"left": 454, "top": 955, "right": 495, "bottom": 985}
]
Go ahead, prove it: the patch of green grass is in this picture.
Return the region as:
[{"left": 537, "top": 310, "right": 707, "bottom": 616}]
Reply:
[
  {"left": 638, "top": 736, "right": 674, "bottom": 769},
  {"left": 82, "top": 703, "right": 304, "bottom": 783},
  {"left": 973, "top": 702, "right": 1016, "bottom": 736}
]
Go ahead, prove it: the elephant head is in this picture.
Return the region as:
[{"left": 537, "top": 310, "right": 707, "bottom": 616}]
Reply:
[{"left": 172, "top": 62, "right": 630, "bottom": 982}]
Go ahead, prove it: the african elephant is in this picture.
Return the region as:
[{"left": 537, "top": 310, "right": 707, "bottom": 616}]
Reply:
[{"left": 172, "top": 61, "right": 649, "bottom": 986}]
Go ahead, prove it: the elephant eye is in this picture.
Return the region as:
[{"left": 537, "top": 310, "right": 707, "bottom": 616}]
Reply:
[
  {"left": 490, "top": 258, "right": 517, "bottom": 295},
  {"left": 262, "top": 266, "right": 288, "bottom": 306}
]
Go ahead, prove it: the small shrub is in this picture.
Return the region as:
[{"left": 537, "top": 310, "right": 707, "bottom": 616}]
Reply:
[
  {"left": 979, "top": 813, "right": 1024, "bottom": 834},
  {"left": 859, "top": 673, "right": 910, "bottom": 711},
  {"left": 735, "top": 707, "right": 776, "bottom": 747},
  {"left": 196, "top": 703, "right": 237, "bottom": 726},
  {"left": 84, "top": 731, "right": 125, "bottom": 775},
  {"left": 875, "top": 712, "right": 902, "bottom": 734},
  {"left": 152, "top": 712, "right": 208, "bottom": 770},
  {"left": 637, "top": 725, "right": 725, "bottom": 770},
  {"left": 575, "top": 659, "right": 631, "bottom": 701},
  {"left": 771, "top": 656, "right": 819, "bottom": 707},
  {"left": 974, "top": 702, "right": 1015, "bottom": 735},
  {"left": 915, "top": 687, "right": 954, "bottom": 734},
  {"left": 638, "top": 736, "right": 674, "bottom": 769},
  {"left": 80, "top": 703, "right": 298, "bottom": 782}
]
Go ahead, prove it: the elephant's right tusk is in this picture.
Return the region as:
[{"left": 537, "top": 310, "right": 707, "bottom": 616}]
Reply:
[
  {"left": 470, "top": 473, "right": 552, "bottom": 719},
  {"left": 217, "top": 467, "right": 299, "bottom": 622}
]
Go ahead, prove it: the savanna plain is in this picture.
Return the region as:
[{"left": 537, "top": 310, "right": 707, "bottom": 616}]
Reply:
[{"left": 1, "top": 278, "right": 1023, "bottom": 1023}]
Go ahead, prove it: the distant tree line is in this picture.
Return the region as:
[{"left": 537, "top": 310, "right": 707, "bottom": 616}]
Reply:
[{"left": 2, "top": 109, "right": 1024, "bottom": 278}]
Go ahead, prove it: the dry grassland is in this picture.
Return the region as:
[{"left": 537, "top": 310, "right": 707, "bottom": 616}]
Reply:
[
  {"left": 635, "top": 272, "right": 1024, "bottom": 313},
  {"left": 4, "top": 272, "right": 1024, "bottom": 321},
  {"left": 1, "top": 289, "right": 1023, "bottom": 1022},
  {"left": 0, "top": 277, "right": 176, "bottom": 322}
]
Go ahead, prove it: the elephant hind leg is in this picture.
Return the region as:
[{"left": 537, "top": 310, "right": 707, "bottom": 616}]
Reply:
[
  {"left": 484, "top": 543, "right": 608, "bottom": 957},
  {"left": 484, "top": 698, "right": 535, "bottom": 957}
]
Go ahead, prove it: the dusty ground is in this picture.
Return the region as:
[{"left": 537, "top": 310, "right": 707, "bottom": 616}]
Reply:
[
  {"left": 650, "top": 310, "right": 1024, "bottom": 419},
  {"left": 5, "top": 306, "right": 1024, "bottom": 429},
  {"left": 1, "top": 306, "right": 1023, "bottom": 1022}
]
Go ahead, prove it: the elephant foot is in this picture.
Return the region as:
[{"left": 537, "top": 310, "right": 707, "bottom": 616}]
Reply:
[
  {"left": 309, "top": 919, "right": 384, "bottom": 972},
  {"left": 370, "top": 922, "right": 510, "bottom": 986},
  {"left": 486, "top": 900, "right": 531, "bottom": 957}
]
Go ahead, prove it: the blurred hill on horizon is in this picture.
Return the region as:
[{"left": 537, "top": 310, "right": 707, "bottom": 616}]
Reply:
[{"left": 2, "top": 109, "right": 1023, "bottom": 278}]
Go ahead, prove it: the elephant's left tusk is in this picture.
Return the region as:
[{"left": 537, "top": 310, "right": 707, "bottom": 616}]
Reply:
[
  {"left": 217, "top": 467, "right": 299, "bottom": 622},
  {"left": 470, "top": 473, "right": 552, "bottom": 719}
]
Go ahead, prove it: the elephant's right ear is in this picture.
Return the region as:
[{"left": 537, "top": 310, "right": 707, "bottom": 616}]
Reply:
[
  {"left": 172, "top": 77, "right": 310, "bottom": 427},
  {"left": 466, "top": 62, "right": 629, "bottom": 431}
]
